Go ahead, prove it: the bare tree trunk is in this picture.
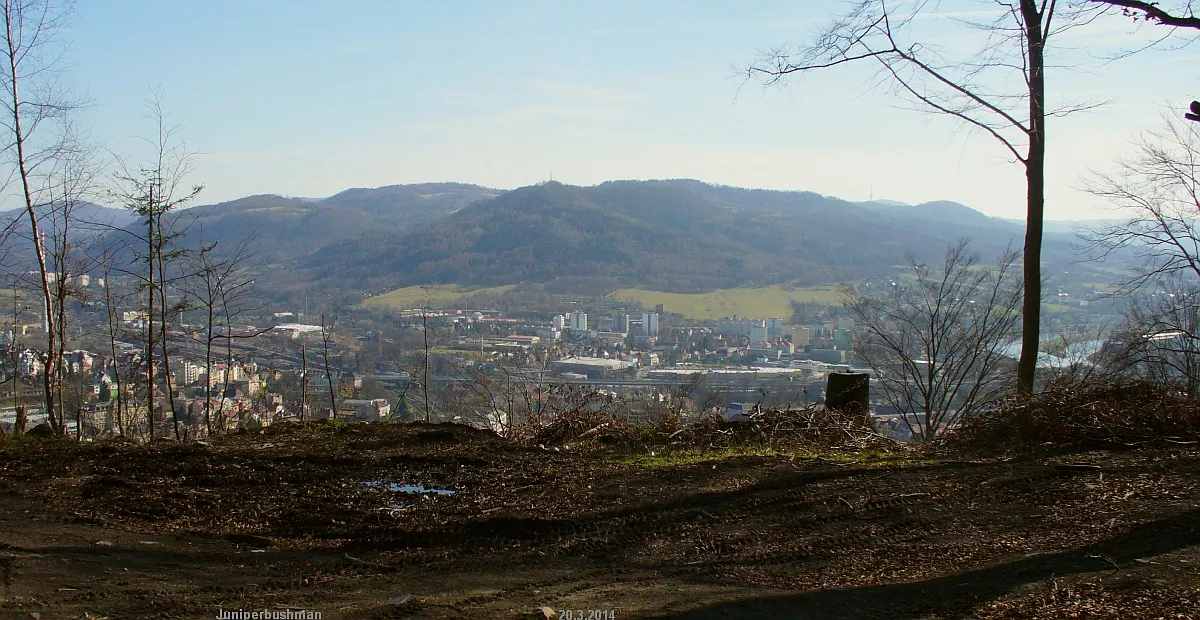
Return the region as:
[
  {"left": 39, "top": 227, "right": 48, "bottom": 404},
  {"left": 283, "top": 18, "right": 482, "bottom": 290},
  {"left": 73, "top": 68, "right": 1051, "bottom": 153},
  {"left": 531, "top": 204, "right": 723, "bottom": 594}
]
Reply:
[
  {"left": 299, "top": 340, "right": 308, "bottom": 422},
  {"left": 5, "top": 5, "right": 58, "bottom": 435},
  {"left": 204, "top": 303, "right": 214, "bottom": 434},
  {"left": 146, "top": 189, "right": 156, "bottom": 440},
  {"left": 422, "top": 311, "right": 430, "bottom": 423},
  {"left": 103, "top": 270, "right": 125, "bottom": 438},
  {"left": 74, "top": 392, "right": 81, "bottom": 441},
  {"left": 1017, "top": 0, "right": 1046, "bottom": 395},
  {"left": 321, "top": 313, "right": 337, "bottom": 415},
  {"left": 223, "top": 332, "right": 234, "bottom": 428},
  {"left": 9, "top": 303, "right": 21, "bottom": 435},
  {"left": 54, "top": 276, "right": 66, "bottom": 435},
  {"left": 157, "top": 235, "right": 181, "bottom": 440}
]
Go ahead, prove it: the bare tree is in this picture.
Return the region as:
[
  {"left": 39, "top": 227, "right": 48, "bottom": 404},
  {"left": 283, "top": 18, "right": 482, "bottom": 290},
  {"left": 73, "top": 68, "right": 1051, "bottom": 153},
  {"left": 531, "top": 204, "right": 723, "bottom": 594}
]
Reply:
[
  {"left": 109, "top": 95, "right": 202, "bottom": 439},
  {"left": 1085, "top": 118, "right": 1200, "bottom": 392},
  {"left": 298, "top": 337, "right": 308, "bottom": 422},
  {"left": 186, "top": 234, "right": 261, "bottom": 434},
  {"left": 1091, "top": 0, "right": 1200, "bottom": 28},
  {"left": 98, "top": 247, "right": 127, "bottom": 437},
  {"left": 743, "top": 1, "right": 1120, "bottom": 394},
  {"left": 847, "top": 239, "right": 1022, "bottom": 440},
  {"left": 41, "top": 132, "right": 103, "bottom": 437},
  {"left": 319, "top": 310, "right": 339, "bottom": 416},
  {"left": 0, "top": 0, "right": 91, "bottom": 432},
  {"left": 1086, "top": 119, "right": 1200, "bottom": 288},
  {"left": 1108, "top": 276, "right": 1200, "bottom": 393}
]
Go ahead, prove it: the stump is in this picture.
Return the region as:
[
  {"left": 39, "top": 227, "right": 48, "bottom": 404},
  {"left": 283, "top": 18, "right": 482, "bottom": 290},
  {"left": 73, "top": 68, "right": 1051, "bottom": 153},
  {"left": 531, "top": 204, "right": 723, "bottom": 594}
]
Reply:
[{"left": 825, "top": 371, "right": 869, "bottom": 414}]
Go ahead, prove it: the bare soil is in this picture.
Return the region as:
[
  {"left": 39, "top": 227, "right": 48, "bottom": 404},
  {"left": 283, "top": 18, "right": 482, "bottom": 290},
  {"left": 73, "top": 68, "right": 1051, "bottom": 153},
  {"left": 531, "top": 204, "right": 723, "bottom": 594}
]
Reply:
[{"left": 0, "top": 422, "right": 1196, "bottom": 619}]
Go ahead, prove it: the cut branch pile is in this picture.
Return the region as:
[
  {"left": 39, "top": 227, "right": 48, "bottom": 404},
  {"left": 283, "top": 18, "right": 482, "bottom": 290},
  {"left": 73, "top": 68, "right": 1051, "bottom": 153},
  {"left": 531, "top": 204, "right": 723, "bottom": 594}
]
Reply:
[
  {"left": 512, "top": 404, "right": 893, "bottom": 453},
  {"left": 953, "top": 380, "right": 1200, "bottom": 453}
]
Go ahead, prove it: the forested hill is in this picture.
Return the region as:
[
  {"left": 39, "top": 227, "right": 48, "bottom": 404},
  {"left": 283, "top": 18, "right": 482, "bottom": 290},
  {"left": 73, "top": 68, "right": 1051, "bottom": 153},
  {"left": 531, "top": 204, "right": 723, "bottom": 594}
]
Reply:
[
  {"left": 170, "top": 182, "right": 501, "bottom": 265},
  {"left": 72, "top": 179, "right": 1084, "bottom": 299},
  {"left": 287, "top": 180, "right": 1076, "bottom": 295},
  {"left": 303, "top": 181, "right": 829, "bottom": 293}
]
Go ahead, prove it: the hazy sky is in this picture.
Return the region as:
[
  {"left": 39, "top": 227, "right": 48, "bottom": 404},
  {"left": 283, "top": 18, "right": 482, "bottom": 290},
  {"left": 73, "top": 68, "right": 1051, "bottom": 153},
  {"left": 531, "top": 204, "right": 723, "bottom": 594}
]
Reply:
[{"left": 65, "top": 0, "right": 1197, "bottom": 219}]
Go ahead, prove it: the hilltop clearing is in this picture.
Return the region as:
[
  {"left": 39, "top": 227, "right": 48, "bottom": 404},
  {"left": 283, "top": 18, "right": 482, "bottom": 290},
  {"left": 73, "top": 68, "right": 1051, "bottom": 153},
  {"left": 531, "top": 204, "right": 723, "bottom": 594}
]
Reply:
[{"left": 0, "top": 423, "right": 1195, "bottom": 619}]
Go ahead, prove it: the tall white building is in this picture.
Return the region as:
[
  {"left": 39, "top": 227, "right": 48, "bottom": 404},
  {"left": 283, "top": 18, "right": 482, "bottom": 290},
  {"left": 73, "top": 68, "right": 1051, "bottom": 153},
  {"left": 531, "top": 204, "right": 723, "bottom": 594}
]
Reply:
[
  {"left": 749, "top": 325, "right": 767, "bottom": 343},
  {"left": 642, "top": 312, "right": 659, "bottom": 336},
  {"left": 767, "top": 317, "right": 784, "bottom": 340},
  {"left": 175, "top": 360, "right": 201, "bottom": 385},
  {"left": 569, "top": 312, "right": 588, "bottom": 332},
  {"left": 552, "top": 315, "right": 566, "bottom": 331}
]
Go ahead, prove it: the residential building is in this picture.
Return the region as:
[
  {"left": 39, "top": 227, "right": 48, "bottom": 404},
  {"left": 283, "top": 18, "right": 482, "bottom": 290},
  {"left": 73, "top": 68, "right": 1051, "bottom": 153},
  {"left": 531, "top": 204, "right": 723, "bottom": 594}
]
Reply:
[
  {"left": 714, "top": 318, "right": 765, "bottom": 338},
  {"left": 611, "top": 314, "right": 629, "bottom": 334},
  {"left": 790, "top": 326, "right": 812, "bottom": 347},
  {"left": 642, "top": 312, "right": 659, "bottom": 336},
  {"left": 179, "top": 360, "right": 201, "bottom": 384},
  {"left": 767, "top": 317, "right": 784, "bottom": 340},
  {"left": 342, "top": 398, "right": 391, "bottom": 421},
  {"left": 749, "top": 325, "right": 767, "bottom": 344},
  {"left": 568, "top": 312, "right": 588, "bottom": 332},
  {"left": 17, "top": 349, "right": 41, "bottom": 378},
  {"left": 122, "top": 310, "right": 148, "bottom": 327},
  {"left": 748, "top": 341, "right": 779, "bottom": 360}
]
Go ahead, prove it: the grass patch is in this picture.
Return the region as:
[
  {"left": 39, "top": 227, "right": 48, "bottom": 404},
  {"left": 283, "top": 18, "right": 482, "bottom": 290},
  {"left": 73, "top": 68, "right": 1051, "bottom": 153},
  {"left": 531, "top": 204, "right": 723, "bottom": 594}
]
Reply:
[
  {"left": 612, "top": 284, "right": 841, "bottom": 320},
  {"left": 1042, "top": 303, "right": 1079, "bottom": 313},
  {"left": 360, "top": 284, "right": 516, "bottom": 310}
]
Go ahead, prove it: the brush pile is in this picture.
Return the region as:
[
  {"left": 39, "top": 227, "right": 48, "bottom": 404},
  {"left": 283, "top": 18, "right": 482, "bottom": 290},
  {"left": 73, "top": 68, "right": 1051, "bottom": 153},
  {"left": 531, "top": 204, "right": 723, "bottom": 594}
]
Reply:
[{"left": 953, "top": 380, "right": 1200, "bottom": 453}]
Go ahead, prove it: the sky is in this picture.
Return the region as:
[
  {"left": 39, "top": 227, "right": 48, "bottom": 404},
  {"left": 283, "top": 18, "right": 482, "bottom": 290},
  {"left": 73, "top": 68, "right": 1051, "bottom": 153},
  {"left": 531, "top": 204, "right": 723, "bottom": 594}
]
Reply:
[{"left": 57, "top": 0, "right": 1200, "bottom": 220}]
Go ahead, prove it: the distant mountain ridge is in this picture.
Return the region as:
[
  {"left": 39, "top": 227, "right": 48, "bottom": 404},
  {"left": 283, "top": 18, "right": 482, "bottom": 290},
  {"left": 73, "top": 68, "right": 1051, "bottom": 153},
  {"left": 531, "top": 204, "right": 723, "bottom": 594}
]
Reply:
[
  {"left": 862, "top": 198, "right": 1109, "bottom": 233},
  {"left": 164, "top": 182, "right": 501, "bottom": 265},
  {"left": 0, "top": 202, "right": 136, "bottom": 231},
  {"left": 0, "top": 202, "right": 136, "bottom": 262},
  {"left": 276, "top": 179, "right": 1083, "bottom": 296},
  {"left": 11, "top": 179, "right": 1111, "bottom": 301}
]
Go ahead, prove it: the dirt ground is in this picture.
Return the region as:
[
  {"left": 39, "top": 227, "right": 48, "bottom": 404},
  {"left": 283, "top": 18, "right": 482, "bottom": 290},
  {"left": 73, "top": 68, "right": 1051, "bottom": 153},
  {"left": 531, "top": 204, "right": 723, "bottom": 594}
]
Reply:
[{"left": 0, "top": 422, "right": 1196, "bottom": 619}]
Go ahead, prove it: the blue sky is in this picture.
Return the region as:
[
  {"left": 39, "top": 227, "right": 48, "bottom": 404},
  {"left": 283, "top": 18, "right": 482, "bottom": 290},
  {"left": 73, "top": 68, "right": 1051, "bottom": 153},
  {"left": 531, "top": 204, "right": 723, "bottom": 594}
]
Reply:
[{"left": 65, "top": 0, "right": 1197, "bottom": 219}]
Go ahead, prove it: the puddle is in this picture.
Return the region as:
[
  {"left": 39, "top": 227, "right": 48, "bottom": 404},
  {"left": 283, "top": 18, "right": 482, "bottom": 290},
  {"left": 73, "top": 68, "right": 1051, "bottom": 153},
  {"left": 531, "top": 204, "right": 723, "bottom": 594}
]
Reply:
[{"left": 365, "top": 481, "right": 456, "bottom": 495}]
